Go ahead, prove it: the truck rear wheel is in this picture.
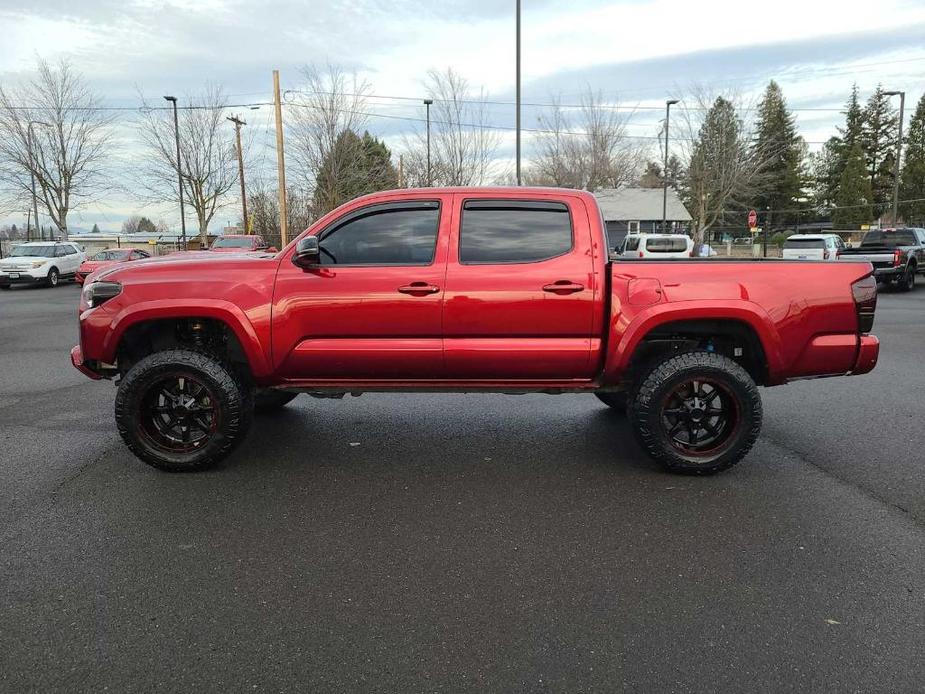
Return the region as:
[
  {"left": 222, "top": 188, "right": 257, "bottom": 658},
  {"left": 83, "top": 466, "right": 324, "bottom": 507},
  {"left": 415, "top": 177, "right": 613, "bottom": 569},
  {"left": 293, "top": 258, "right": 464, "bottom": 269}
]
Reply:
[
  {"left": 629, "top": 351, "right": 762, "bottom": 475},
  {"left": 897, "top": 266, "right": 916, "bottom": 292},
  {"left": 115, "top": 349, "right": 252, "bottom": 472}
]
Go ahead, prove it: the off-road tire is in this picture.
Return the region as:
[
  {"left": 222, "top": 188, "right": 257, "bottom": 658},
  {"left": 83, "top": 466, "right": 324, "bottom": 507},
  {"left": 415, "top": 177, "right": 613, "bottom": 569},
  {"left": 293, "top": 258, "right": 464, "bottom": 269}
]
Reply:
[
  {"left": 898, "top": 265, "right": 916, "bottom": 292},
  {"left": 630, "top": 351, "right": 762, "bottom": 475},
  {"left": 46, "top": 267, "right": 59, "bottom": 288},
  {"left": 115, "top": 349, "right": 252, "bottom": 472},
  {"left": 254, "top": 388, "right": 298, "bottom": 412},
  {"left": 595, "top": 392, "right": 628, "bottom": 413}
]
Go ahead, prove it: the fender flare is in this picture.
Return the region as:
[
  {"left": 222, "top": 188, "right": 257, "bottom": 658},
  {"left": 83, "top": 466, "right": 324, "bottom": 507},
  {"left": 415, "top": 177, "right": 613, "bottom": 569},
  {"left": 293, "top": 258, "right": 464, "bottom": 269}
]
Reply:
[
  {"left": 102, "top": 299, "right": 272, "bottom": 377},
  {"left": 604, "top": 301, "right": 786, "bottom": 385}
]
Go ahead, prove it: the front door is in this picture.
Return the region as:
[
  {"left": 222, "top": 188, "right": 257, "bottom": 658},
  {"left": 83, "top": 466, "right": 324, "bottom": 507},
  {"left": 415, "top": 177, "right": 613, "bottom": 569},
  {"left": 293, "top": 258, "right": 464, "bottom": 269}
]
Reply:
[
  {"left": 442, "top": 195, "right": 597, "bottom": 380},
  {"left": 272, "top": 198, "right": 450, "bottom": 381}
]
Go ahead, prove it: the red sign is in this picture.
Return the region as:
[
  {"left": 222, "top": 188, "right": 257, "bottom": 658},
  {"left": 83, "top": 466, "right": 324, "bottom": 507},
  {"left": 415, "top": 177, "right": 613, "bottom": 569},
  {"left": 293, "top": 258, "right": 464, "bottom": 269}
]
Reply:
[{"left": 747, "top": 209, "right": 758, "bottom": 228}]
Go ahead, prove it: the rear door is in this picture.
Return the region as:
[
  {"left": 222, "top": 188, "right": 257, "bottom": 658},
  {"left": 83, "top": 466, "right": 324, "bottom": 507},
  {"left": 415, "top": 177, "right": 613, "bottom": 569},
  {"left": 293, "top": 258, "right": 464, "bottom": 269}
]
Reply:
[
  {"left": 442, "top": 194, "right": 597, "bottom": 380},
  {"left": 272, "top": 197, "right": 450, "bottom": 380}
]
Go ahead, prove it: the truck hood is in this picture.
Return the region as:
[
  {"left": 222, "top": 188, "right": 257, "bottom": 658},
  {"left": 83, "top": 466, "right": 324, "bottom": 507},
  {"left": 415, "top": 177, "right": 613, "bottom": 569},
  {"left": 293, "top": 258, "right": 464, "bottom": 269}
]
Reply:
[{"left": 91, "top": 249, "right": 278, "bottom": 283}]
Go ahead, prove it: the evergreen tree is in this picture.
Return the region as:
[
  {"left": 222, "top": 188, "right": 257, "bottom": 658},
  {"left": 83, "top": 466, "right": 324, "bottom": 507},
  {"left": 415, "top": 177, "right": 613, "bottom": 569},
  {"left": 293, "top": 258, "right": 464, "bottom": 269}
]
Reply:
[
  {"left": 900, "top": 93, "right": 925, "bottom": 225},
  {"left": 312, "top": 130, "right": 398, "bottom": 215},
  {"left": 832, "top": 141, "right": 872, "bottom": 228},
  {"left": 817, "top": 85, "right": 864, "bottom": 210},
  {"left": 91, "top": 223, "right": 100, "bottom": 233},
  {"left": 861, "top": 84, "right": 899, "bottom": 213},
  {"left": 637, "top": 161, "right": 663, "bottom": 188},
  {"left": 752, "top": 81, "right": 804, "bottom": 226}
]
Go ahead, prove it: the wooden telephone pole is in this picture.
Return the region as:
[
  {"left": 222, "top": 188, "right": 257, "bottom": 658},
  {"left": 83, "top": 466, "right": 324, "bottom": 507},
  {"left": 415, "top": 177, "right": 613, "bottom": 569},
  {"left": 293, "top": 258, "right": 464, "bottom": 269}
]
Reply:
[
  {"left": 227, "top": 114, "right": 249, "bottom": 233},
  {"left": 273, "top": 70, "right": 289, "bottom": 246}
]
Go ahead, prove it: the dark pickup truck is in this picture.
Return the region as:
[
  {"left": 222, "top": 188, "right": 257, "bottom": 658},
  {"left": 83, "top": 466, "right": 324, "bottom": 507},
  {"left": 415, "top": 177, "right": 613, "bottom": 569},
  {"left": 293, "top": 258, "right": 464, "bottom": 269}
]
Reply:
[{"left": 839, "top": 227, "right": 925, "bottom": 291}]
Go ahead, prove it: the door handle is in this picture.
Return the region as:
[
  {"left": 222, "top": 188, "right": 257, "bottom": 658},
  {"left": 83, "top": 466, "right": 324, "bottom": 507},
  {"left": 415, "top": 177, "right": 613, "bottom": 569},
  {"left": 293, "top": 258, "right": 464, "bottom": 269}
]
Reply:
[
  {"left": 542, "top": 280, "right": 585, "bottom": 295},
  {"left": 398, "top": 282, "right": 440, "bottom": 295}
]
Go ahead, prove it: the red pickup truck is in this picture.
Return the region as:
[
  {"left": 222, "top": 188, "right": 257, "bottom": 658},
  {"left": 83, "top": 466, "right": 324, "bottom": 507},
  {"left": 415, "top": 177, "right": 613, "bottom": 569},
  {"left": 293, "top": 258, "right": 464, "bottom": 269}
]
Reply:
[{"left": 71, "top": 187, "right": 880, "bottom": 475}]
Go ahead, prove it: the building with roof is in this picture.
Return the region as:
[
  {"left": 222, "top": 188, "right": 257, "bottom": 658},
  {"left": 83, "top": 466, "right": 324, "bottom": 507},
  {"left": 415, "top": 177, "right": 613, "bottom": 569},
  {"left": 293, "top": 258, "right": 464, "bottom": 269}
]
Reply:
[{"left": 594, "top": 187, "right": 693, "bottom": 248}]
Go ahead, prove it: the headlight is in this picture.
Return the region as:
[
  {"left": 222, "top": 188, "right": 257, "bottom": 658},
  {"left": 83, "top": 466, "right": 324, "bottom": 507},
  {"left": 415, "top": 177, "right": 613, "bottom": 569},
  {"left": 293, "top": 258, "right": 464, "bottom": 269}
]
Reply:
[
  {"left": 31, "top": 261, "right": 46, "bottom": 268},
  {"left": 80, "top": 281, "right": 122, "bottom": 311}
]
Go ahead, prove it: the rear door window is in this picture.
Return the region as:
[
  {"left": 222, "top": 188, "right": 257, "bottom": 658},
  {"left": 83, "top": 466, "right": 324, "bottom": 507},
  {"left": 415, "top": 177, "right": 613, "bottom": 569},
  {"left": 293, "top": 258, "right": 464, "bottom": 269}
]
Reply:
[
  {"left": 459, "top": 200, "right": 572, "bottom": 264},
  {"left": 784, "top": 238, "right": 826, "bottom": 249},
  {"left": 623, "top": 237, "right": 640, "bottom": 252}
]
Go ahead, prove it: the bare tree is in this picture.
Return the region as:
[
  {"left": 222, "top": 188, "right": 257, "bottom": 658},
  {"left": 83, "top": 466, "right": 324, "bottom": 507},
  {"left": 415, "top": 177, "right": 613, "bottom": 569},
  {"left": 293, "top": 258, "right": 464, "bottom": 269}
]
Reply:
[
  {"left": 525, "top": 89, "right": 645, "bottom": 191},
  {"left": 288, "top": 64, "right": 371, "bottom": 208},
  {"left": 136, "top": 85, "right": 239, "bottom": 243},
  {"left": 675, "top": 88, "right": 774, "bottom": 247},
  {"left": 0, "top": 58, "right": 114, "bottom": 237},
  {"left": 401, "top": 68, "right": 502, "bottom": 187}
]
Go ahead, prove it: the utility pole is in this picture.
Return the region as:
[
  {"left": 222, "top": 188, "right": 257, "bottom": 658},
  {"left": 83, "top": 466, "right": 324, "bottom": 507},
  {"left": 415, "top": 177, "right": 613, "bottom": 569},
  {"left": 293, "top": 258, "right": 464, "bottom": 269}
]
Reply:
[
  {"left": 398, "top": 154, "right": 404, "bottom": 188},
  {"left": 424, "top": 99, "right": 433, "bottom": 186},
  {"left": 273, "top": 70, "right": 289, "bottom": 247},
  {"left": 884, "top": 90, "right": 905, "bottom": 225},
  {"left": 515, "top": 0, "right": 522, "bottom": 186},
  {"left": 27, "top": 120, "right": 50, "bottom": 245},
  {"left": 227, "top": 115, "right": 249, "bottom": 233},
  {"left": 661, "top": 100, "right": 678, "bottom": 233},
  {"left": 163, "top": 96, "right": 188, "bottom": 250}
]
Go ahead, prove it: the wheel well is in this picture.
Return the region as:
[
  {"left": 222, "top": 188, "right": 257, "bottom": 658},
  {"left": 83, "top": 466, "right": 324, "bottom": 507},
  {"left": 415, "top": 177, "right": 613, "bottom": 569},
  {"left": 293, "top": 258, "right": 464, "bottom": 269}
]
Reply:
[
  {"left": 627, "top": 319, "right": 769, "bottom": 386},
  {"left": 116, "top": 318, "right": 251, "bottom": 381}
]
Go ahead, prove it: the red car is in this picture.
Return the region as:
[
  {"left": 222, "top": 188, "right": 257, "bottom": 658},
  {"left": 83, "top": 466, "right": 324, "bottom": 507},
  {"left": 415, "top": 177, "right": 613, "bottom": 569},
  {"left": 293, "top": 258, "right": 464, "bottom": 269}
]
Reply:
[
  {"left": 210, "top": 235, "right": 272, "bottom": 253},
  {"left": 71, "top": 187, "right": 879, "bottom": 475},
  {"left": 76, "top": 248, "right": 150, "bottom": 285}
]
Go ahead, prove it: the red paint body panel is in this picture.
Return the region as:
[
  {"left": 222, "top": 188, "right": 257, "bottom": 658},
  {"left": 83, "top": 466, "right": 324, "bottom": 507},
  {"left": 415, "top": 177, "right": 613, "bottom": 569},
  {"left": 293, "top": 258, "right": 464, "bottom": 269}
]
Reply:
[{"left": 72, "top": 186, "right": 880, "bottom": 391}]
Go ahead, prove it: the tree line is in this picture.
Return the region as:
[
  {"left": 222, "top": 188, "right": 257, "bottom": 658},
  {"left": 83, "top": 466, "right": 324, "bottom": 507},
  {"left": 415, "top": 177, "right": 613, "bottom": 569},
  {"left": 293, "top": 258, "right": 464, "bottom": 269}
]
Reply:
[{"left": 1, "top": 57, "right": 924, "bottom": 246}]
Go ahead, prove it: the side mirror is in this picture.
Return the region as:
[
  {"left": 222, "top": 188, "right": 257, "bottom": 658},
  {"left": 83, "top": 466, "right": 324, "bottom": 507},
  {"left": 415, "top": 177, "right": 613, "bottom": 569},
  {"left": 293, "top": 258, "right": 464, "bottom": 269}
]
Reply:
[{"left": 291, "top": 236, "right": 320, "bottom": 268}]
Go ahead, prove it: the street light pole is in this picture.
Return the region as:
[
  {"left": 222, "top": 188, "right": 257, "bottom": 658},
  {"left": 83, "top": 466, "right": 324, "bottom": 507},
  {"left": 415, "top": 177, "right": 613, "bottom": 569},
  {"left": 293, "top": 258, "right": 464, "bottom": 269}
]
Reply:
[
  {"left": 883, "top": 90, "right": 905, "bottom": 225},
  {"left": 227, "top": 115, "right": 249, "bottom": 233},
  {"left": 515, "top": 0, "right": 521, "bottom": 186},
  {"left": 163, "top": 96, "right": 188, "bottom": 250},
  {"left": 424, "top": 99, "right": 433, "bottom": 186},
  {"left": 662, "top": 99, "right": 679, "bottom": 234}
]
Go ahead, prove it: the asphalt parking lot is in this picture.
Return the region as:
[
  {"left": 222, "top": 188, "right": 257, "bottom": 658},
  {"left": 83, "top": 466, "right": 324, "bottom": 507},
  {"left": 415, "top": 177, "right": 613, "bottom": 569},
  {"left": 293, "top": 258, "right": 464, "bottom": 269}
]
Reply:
[{"left": 1, "top": 282, "right": 924, "bottom": 692}]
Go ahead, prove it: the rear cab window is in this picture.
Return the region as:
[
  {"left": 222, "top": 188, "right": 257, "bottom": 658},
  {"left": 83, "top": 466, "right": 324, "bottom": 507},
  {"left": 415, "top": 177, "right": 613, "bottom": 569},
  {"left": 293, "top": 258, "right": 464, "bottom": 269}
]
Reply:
[
  {"left": 459, "top": 200, "right": 572, "bottom": 264},
  {"left": 861, "top": 229, "right": 917, "bottom": 247}
]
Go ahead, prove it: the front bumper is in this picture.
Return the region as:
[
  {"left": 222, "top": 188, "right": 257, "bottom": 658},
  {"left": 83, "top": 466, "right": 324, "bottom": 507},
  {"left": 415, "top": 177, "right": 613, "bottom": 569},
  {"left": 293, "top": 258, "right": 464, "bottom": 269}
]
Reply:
[
  {"left": 70, "top": 345, "right": 103, "bottom": 380},
  {"left": 0, "top": 272, "right": 39, "bottom": 286}
]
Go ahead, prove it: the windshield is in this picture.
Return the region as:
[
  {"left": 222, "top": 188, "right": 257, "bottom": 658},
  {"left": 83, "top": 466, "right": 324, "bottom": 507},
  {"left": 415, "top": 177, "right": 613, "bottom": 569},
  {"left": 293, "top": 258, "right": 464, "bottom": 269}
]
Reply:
[
  {"left": 861, "top": 230, "right": 917, "bottom": 248},
  {"left": 212, "top": 237, "right": 254, "bottom": 249},
  {"left": 784, "top": 238, "right": 826, "bottom": 249},
  {"left": 10, "top": 245, "right": 55, "bottom": 257},
  {"left": 92, "top": 250, "right": 131, "bottom": 261}
]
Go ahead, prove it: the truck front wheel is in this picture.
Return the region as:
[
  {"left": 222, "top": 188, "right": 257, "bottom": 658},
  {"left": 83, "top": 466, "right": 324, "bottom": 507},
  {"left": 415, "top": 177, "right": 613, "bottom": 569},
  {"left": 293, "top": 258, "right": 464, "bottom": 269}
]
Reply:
[
  {"left": 630, "top": 351, "right": 762, "bottom": 475},
  {"left": 115, "top": 349, "right": 253, "bottom": 472}
]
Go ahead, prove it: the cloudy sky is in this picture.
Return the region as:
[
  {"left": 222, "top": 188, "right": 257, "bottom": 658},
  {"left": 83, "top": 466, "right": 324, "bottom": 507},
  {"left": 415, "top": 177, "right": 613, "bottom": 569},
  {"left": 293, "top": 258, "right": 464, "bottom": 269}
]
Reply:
[{"left": 2, "top": 0, "right": 925, "bottom": 231}]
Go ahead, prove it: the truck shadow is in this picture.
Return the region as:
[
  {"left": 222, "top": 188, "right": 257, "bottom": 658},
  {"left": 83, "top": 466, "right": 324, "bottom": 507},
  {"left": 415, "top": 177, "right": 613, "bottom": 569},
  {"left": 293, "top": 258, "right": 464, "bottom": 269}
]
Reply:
[{"left": 222, "top": 395, "right": 660, "bottom": 476}]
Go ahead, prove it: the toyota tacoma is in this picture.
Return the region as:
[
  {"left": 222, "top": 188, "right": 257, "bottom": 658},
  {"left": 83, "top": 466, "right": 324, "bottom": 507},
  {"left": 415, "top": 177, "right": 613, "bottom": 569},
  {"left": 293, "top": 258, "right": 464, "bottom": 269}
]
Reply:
[{"left": 71, "top": 187, "right": 880, "bottom": 475}]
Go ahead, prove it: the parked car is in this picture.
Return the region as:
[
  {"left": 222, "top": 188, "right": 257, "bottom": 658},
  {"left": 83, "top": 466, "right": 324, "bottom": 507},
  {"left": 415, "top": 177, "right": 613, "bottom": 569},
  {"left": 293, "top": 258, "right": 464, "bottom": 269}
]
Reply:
[
  {"left": 76, "top": 248, "right": 150, "bottom": 285},
  {"left": 781, "top": 233, "right": 846, "bottom": 261},
  {"left": 619, "top": 233, "right": 693, "bottom": 258},
  {"left": 210, "top": 235, "right": 272, "bottom": 253},
  {"left": 838, "top": 227, "right": 925, "bottom": 291},
  {"left": 72, "top": 187, "right": 879, "bottom": 476},
  {"left": 0, "top": 241, "right": 86, "bottom": 289}
]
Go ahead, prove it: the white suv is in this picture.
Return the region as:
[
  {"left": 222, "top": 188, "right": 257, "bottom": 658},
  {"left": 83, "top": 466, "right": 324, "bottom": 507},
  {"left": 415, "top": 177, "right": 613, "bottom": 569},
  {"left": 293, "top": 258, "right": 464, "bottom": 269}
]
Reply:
[{"left": 0, "top": 241, "right": 86, "bottom": 289}]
